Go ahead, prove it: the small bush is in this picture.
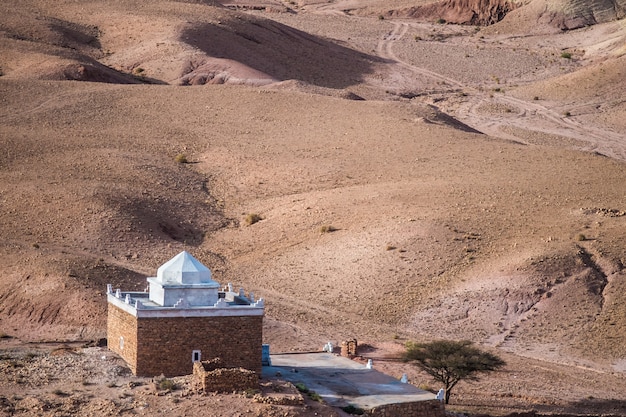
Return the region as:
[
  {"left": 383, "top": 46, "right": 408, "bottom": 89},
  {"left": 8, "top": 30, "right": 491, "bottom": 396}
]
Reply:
[
  {"left": 245, "top": 213, "right": 263, "bottom": 225},
  {"left": 342, "top": 404, "right": 365, "bottom": 415},
  {"left": 378, "top": 14, "right": 384, "bottom": 20},
  {"left": 157, "top": 377, "right": 176, "bottom": 391},
  {"left": 533, "top": 96, "right": 539, "bottom": 101},
  {"left": 295, "top": 383, "right": 323, "bottom": 402},
  {"left": 564, "top": 111, "right": 571, "bottom": 117},
  {"left": 308, "top": 391, "right": 323, "bottom": 402},
  {"left": 560, "top": 52, "right": 572, "bottom": 59},
  {"left": 244, "top": 388, "right": 260, "bottom": 398},
  {"left": 319, "top": 225, "right": 337, "bottom": 233},
  {"left": 436, "top": 18, "right": 446, "bottom": 24},
  {"left": 576, "top": 233, "right": 586, "bottom": 241},
  {"left": 174, "top": 153, "right": 188, "bottom": 163}
]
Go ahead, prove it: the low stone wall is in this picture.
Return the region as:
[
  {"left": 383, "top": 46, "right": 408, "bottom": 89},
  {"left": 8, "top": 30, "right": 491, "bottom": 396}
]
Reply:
[
  {"left": 366, "top": 399, "right": 445, "bottom": 417},
  {"left": 193, "top": 360, "right": 258, "bottom": 393},
  {"left": 252, "top": 393, "right": 303, "bottom": 406}
]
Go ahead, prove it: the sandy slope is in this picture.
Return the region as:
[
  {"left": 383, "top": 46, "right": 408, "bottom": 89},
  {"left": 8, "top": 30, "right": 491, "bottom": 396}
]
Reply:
[{"left": 1, "top": 0, "right": 626, "bottom": 415}]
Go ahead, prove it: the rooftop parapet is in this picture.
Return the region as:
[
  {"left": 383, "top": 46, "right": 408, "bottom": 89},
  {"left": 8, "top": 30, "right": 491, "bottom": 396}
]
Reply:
[{"left": 106, "top": 252, "right": 264, "bottom": 318}]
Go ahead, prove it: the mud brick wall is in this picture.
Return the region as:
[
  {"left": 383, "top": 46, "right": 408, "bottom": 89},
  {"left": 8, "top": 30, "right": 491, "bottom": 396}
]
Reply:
[
  {"left": 134, "top": 315, "right": 263, "bottom": 377},
  {"left": 366, "top": 399, "right": 445, "bottom": 417},
  {"left": 107, "top": 304, "right": 139, "bottom": 375},
  {"left": 193, "top": 361, "right": 258, "bottom": 393}
]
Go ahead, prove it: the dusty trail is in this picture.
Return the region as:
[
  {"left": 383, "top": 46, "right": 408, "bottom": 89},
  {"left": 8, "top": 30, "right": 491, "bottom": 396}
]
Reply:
[
  {"left": 377, "top": 21, "right": 464, "bottom": 89},
  {"left": 457, "top": 94, "right": 626, "bottom": 160},
  {"left": 375, "top": 20, "right": 626, "bottom": 161}
]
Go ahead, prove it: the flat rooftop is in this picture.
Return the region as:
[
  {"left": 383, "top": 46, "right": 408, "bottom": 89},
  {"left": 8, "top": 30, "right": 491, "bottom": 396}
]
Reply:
[{"left": 262, "top": 352, "right": 437, "bottom": 410}]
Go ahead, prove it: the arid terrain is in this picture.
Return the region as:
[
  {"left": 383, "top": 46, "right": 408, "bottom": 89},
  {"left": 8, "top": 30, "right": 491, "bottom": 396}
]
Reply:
[{"left": 1, "top": 0, "right": 626, "bottom": 415}]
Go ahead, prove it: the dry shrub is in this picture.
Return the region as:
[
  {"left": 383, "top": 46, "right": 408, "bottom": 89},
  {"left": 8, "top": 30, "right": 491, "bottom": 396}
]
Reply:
[{"left": 245, "top": 213, "right": 263, "bottom": 225}]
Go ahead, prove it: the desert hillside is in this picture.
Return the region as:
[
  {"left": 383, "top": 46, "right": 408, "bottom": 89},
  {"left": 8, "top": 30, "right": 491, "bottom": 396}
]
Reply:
[{"left": 1, "top": 0, "right": 626, "bottom": 415}]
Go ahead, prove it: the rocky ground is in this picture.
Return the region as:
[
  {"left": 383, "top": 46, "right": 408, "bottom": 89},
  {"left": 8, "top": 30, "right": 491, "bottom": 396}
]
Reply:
[
  {"left": 1, "top": 0, "right": 626, "bottom": 415},
  {"left": 0, "top": 339, "right": 338, "bottom": 417}
]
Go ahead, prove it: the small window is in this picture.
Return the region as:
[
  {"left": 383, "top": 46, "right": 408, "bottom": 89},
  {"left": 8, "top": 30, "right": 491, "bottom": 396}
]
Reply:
[
  {"left": 192, "top": 350, "right": 201, "bottom": 362},
  {"left": 119, "top": 336, "right": 124, "bottom": 350}
]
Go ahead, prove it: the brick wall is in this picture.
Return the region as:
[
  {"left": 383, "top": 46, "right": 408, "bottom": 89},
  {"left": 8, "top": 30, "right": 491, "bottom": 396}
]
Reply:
[
  {"left": 107, "top": 305, "right": 263, "bottom": 377},
  {"left": 107, "top": 304, "right": 138, "bottom": 375},
  {"left": 135, "top": 315, "right": 262, "bottom": 377},
  {"left": 341, "top": 339, "right": 358, "bottom": 357},
  {"left": 366, "top": 399, "right": 445, "bottom": 417}
]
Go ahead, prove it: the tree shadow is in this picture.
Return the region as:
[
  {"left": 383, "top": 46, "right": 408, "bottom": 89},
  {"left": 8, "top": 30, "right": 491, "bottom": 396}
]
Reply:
[
  {"left": 563, "top": 397, "right": 626, "bottom": 415},
  {"left": 180, "top": 17, "right": 390, "bottom": 89},
  {"left": 470, "top": 399, "right": 626, "bottom": 417}
]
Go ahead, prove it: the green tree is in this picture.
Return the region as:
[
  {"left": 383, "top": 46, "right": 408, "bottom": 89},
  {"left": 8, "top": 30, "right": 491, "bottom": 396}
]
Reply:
[{"left": 403, "top": 340, "right": 505, "bottom": 404}]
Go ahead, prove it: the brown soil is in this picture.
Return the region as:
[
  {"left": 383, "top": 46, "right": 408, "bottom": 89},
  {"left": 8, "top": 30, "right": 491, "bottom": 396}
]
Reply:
[{"left": 1, "top": 0, "right": 626, "bottom": 415}]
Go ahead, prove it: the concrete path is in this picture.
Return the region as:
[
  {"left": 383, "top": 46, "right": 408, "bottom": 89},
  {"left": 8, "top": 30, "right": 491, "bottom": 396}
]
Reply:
[{"left": 262, "top": 352, "right": 437, "bottom": 410}]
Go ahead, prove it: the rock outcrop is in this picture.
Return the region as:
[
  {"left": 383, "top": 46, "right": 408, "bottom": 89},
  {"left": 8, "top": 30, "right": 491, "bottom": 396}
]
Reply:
[
  {"left": 385, "top": 0, "right": 626, "bottom": 28},
  {"left": 534, "top": 0, "right": 626, "bottom": 30},
  {"left": 386, "top": 0, "right": 521, "bottom": 26}
]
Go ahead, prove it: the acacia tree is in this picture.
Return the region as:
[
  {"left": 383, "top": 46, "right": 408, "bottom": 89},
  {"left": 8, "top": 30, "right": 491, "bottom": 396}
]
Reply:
[{"left": 403, "top": 340, "right": 505, "bottom": 404}]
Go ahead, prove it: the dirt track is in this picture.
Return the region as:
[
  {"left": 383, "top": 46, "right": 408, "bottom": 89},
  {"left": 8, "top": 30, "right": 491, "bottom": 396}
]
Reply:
[
  {"left": 1, "top": 0, "right": 626, "bottom": 415},
  {"left": 369, "top": 18, "right": 626, "bottom": 160}
]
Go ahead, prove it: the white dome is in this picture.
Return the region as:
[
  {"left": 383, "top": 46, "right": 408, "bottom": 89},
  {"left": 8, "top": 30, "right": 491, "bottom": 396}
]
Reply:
[{"left": 156, "top": 251, "right": 219, "bottom": 286}]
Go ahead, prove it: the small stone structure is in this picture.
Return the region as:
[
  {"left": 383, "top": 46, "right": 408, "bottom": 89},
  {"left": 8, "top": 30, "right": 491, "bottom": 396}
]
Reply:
[
  {"left": 107, "top": 251, "right": 264, "bottom": 377},
  {"left": 193, "top": 358, "right": 258, "bottom": 393},
  {"left": 341, "top": 339, "right": 358, "bottom": 357}
]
